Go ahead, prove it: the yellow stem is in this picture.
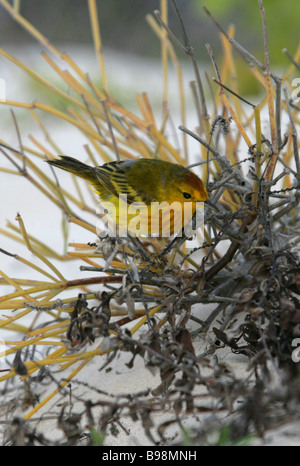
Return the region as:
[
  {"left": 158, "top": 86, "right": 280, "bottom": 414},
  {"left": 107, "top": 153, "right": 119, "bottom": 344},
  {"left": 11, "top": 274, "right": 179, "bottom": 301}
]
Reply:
[{"left": 88, "top": 0, "right": 108, "bottom": 92}]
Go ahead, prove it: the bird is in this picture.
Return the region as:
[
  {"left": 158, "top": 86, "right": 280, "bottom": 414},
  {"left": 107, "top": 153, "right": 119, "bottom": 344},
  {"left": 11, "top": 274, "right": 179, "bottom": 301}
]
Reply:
[{"left": 46, "top": 156, "right": 210, "bottom": 237}]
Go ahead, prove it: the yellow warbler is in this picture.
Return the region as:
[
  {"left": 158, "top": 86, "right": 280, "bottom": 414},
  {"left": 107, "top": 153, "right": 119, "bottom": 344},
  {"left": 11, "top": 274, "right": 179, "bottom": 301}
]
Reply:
[{"left": 47, "top": 156, "right": 209, "bottom": 237}]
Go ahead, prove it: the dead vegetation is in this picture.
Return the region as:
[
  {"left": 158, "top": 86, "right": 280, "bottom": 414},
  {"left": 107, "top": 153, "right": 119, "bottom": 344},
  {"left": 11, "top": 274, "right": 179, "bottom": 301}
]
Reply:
[{"left": 0, "top": 0, "right": 300, "bottom": 445}]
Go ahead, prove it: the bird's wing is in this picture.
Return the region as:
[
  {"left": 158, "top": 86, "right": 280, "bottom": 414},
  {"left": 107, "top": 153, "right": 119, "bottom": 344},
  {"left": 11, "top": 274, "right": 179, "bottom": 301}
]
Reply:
[{"left": 94, "top": 161, "right": 141, "bottom": 204}]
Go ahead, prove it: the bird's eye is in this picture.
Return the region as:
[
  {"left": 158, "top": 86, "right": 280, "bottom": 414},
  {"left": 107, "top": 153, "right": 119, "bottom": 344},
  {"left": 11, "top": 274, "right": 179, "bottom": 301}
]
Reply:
[{"left": 183, "top": 192, "right": 192, "bottom": 199}]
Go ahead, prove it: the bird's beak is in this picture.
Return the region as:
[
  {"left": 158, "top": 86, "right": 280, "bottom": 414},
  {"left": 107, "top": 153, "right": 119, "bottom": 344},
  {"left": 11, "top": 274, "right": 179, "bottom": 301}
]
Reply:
[{"left": 204, "top": 199, "right": 219, "bottom": 211}]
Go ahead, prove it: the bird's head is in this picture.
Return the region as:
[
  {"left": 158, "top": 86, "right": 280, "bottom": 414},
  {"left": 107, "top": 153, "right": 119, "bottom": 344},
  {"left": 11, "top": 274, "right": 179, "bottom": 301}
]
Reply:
[{"left": 164, "top": 168, "right": 209, "bottom": 204}]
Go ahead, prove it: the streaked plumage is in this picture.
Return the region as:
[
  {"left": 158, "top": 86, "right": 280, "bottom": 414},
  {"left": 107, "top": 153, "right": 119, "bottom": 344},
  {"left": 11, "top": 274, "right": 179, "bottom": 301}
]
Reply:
[{"left": 47, "top": 156, "right": 209, "bottom": 236}]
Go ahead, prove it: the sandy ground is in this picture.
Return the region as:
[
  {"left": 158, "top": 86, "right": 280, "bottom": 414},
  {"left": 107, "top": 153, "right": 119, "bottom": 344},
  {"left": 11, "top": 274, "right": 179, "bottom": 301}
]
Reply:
[
  {"left": 2, "top": 322, "right": 300, "bottom": 446},
  {"left": 1, "top": 286, "right": 300, "bottom": 447},
  {"left": 0, "top": 316, "right": 246, "bottom": 445}
]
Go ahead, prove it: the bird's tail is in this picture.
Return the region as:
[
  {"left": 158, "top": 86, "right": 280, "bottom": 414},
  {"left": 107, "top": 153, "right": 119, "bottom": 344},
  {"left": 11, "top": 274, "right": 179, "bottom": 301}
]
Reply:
[{"left": 46, "top": 156, "right": 97, "bottom": 185}]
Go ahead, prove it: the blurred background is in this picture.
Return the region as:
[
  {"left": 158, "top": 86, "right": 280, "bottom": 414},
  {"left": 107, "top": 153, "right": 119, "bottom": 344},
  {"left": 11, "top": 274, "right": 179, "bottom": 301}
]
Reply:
[
  {"left": 0, "top": 0, "right": 298, "bottom": 128},
  {"left": 0, "top": 0, "right": 298, "bottom": 141},
  {"left": 0, "top": 0, "right": 299, "bottom": 99},
  {"left": 0, "top": 0, "right": 299, "bottom": 65}
]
